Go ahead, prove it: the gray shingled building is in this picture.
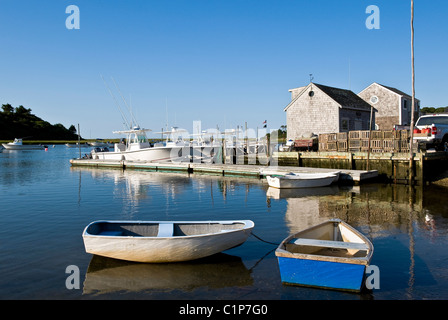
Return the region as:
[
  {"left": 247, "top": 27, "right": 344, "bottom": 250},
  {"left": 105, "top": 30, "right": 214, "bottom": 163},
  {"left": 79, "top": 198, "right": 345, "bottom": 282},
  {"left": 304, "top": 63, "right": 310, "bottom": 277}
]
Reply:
[
  {"left": 284, "top": 82, "right": 376, "bottom": 141},
  {"left": 358, "top": 82, "right": 420, "bottom": 130}
]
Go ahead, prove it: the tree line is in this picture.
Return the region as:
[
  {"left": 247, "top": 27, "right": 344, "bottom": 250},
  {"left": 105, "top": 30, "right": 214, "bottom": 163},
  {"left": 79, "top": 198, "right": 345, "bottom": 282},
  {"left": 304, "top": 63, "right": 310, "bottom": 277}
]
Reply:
[
  {"left": 420, "top": 106, "right": 448, "bottom": 114},
  {"left": 0, "top": 104, "right": 80, "bottom": 140}
]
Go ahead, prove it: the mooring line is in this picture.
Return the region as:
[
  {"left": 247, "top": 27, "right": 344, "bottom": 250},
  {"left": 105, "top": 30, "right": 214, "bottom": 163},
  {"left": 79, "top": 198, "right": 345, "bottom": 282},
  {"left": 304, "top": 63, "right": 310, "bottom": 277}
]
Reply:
[
  {"left": 247, "top": 247, "right": 276, "bottom": 272},
  {"left": 250, "top": 232, "right": 280, "bottom": 246}
]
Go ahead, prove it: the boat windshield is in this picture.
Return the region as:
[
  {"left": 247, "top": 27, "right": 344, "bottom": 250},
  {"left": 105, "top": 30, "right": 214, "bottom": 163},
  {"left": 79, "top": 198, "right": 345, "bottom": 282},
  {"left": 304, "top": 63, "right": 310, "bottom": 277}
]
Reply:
[{"left": 130, "top": 133, "right": 148, "bottom": 144}]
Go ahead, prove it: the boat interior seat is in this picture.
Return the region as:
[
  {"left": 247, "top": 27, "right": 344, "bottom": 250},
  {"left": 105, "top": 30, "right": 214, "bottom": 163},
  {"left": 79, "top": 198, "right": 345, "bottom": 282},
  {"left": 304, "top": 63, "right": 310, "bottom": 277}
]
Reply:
[
  {"left": 157, "top": 223, "right": 174, "bottom": 237},
  {"left": 290, "top": 238, "right": 368, "bottom": 251}
]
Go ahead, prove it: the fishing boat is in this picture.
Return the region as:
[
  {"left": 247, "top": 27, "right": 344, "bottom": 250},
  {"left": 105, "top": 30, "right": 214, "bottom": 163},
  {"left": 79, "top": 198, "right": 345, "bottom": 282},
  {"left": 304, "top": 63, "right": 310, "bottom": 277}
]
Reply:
[
  {"left": 82, "top": 220, "right": 255, "bottom": 263},
  {"left": 275, "top": 219, "right": 373, "bottom": 292},
  {"left": 266, "top": 172, "right": 337, "bottom": 189},
  {"left": 191, "top": 132, "right": 222, "bottom": 163},
  {"left": 2, "top": 138, "right": 46, "bottom": 150},
  {"left": 90, "top": 127, "right": 176, "bottom": 162},
  {"left": 153, "top": 127, "right": 192, "bottom": 162},
  {"left": 65, "top": 142, "right": 90, "bottom": 148}
]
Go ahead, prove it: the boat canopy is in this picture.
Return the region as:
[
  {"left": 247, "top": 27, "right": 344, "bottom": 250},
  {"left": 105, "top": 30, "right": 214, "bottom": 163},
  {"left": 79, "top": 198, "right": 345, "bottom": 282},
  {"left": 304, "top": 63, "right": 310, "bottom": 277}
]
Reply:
[{"left": 113, "top": 127, "right": 151, "bottom": 142}]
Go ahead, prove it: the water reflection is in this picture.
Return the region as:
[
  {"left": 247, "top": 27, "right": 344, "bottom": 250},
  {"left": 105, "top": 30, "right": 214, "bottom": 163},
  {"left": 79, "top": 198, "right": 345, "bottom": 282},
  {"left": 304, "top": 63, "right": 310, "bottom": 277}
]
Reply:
[
  {"left": 266, "top": 185, "right": 342, "bottom": 200},
  {"left": 265, "top": 183, "right": 428, "bottom": 235},
  {"left": 83, "top": 253, "right": 253, "bottom": 296},
  {"left": 70, "top": 166, "right": 265, "bottom": 207},
  {"left": 266, "top": 182, "right": 447, "bottom": 298},
  {"left": 0, "top": 149, "right": 56, "bottom": 187},
  {"left": 71, "top": 166, "right": 448, "bottom": 299},
  {"left": 3, "top": 146, "right": 448, "bottom": 299}
]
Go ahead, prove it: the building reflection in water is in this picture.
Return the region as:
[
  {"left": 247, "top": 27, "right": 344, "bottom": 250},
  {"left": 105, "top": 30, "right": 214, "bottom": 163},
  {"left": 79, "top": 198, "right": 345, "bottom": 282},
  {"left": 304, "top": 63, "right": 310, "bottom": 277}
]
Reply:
[{"left": 267, "top": 183, "right": 426, "bottom": 235}]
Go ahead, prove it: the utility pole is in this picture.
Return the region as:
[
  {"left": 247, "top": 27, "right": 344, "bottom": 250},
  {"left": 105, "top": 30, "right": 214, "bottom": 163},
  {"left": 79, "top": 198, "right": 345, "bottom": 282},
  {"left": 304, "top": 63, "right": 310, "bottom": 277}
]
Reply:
[{"left": 409, "top": 0, "right": 416, "bottom": 185}]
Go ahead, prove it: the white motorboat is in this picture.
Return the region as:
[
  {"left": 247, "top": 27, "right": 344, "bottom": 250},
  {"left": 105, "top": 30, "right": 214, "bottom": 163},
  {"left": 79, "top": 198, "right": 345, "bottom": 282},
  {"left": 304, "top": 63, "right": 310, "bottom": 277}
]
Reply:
[
  {"left": 82, "top": 220, "right": 255, "bottom": 263},
  {"left": 88, "top": 140, "right": 114, "bottom": 148},
  {"left": 153, "top": 127, "right": 192, "bottom": 162},
  {"left": 266, "top": 172, "right": 337, "bottom": 189},
  {"left": 65, "top": 142, "right": 90, "bottom": 148},
  {"left": 2, "top": 138, "right": 46, "bottom": 150},
  {"left": 191, "top": 132, "right": 222, "bottom": 163},
  {"left": 90, "top": 127, "right": 177, "bottom": 162}
]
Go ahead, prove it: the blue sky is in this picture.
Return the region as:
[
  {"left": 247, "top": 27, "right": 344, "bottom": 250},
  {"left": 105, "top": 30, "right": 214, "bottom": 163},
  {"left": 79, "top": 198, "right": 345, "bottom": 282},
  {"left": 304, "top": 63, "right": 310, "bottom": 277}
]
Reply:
[{"left": 0, "top": 0, "right": 447, "bottom": 139}]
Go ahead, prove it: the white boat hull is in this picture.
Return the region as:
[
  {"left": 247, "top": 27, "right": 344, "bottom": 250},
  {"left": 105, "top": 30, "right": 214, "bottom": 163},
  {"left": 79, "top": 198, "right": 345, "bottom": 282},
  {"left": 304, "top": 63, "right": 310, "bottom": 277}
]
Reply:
[
  {"left": 91, "top": 146, "right": 175, "bottom": 162},
  {"left": 66, "top": 143, "right": 90, "bottom": 148},
  {"left": 2, "top": 144, "right": 45, "bottom": 150},
  {"left": 192, "top": 145, "right": 220, "bottom": 163},
  {"left": 266, "top": 173, "right": 336, "bottom": 189},
  {"left": 82, "top": 220, "right": 254, "bottom": 263}
]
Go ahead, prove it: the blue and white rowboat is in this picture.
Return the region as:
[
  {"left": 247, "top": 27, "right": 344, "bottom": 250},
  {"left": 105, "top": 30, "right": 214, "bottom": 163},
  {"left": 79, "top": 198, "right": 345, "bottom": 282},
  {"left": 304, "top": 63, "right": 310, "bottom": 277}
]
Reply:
[{"left": 275, "top": 219, "right": 373, "bottom": 292}]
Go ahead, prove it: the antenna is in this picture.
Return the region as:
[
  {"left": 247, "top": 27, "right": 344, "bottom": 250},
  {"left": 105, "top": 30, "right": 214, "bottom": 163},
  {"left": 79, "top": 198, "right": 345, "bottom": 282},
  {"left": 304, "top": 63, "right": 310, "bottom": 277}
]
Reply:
[
  {"left": 348, "top": 58, "right": 351, "bottom": 90},
  {"left": 165, "top": 97, "right": 168, "bottom": 132},
  {"left": 111, "top": 77, "right": 139, "bottom": 128},
  {"left": 100, "top": 74, "right": 130, "bottom": 129}
]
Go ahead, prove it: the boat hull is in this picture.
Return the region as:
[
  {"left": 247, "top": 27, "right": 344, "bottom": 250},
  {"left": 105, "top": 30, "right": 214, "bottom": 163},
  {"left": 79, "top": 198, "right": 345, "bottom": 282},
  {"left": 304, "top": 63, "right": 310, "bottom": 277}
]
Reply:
[
  {"left": 2, "top": 144, "right": 45, "bottom": 150},
  {"left": 275, "top": 219, "right": 373, "bottom": 292},
  {"left": 66, "top": 143, "right": 90, "bottom": 148},
  {"left": 91, "top": 146, "right": 175, "bottom": 162},
  {"left": 266, "top": 174, "right": 336, "bottom": 189},
  {"left": 82, "top": 220, "right": 254, "bottom": 263},
  {"left": 276, "top": 256, "right": 367, "bottom": 292},
  {"left": 192, "top": 145, "right": 221, "bottom": 163}
]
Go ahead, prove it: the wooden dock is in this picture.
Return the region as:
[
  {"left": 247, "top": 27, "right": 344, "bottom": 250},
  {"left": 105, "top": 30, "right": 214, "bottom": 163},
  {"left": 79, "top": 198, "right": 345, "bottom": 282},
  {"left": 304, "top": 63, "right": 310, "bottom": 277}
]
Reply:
[{"left": 69, "top": 158, "right": 378, "bottom": 184}]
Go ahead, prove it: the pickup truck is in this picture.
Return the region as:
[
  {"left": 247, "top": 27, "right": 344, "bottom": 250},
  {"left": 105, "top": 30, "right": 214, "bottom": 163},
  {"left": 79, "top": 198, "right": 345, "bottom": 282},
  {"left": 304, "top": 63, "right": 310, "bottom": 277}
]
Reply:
[{"left": 413, "top": 114, "right": 448, "bottom": 151}]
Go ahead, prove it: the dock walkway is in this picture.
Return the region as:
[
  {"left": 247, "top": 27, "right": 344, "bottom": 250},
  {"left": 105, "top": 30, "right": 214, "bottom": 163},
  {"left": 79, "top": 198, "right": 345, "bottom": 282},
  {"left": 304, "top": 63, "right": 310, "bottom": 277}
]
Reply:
[{"left": 69, "top": 158, "right": 378, "bottom": 183}]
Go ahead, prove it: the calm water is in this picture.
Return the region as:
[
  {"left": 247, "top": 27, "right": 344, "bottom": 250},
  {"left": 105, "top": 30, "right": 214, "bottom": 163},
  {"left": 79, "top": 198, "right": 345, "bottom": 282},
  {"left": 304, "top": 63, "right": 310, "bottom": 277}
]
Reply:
[{"left": 1, "top": 146, "right": 448, "bottom": 300}]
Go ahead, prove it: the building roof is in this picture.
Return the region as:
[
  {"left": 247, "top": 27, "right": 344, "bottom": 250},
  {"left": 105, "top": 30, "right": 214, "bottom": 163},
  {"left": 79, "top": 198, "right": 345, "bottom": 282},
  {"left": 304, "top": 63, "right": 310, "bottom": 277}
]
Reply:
[
  {"left": 359, "top": 82, "right": 420, "bottom": 102},
  {"left": 313, "top": 83, "right": 374, "bottom": 111},
  {"left": 284, "top": 82, "right": 375, "bottom": 112}
]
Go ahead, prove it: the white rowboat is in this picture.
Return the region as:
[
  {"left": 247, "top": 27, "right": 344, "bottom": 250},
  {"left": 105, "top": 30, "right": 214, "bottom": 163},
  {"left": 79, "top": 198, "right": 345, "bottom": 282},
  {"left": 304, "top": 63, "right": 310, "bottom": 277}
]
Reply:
[
  {"left": 82, "top": 220, "right": 254, "bottom": 263},
  {"left": 266, "top": 172, "right": 337, "bottom": 189}
]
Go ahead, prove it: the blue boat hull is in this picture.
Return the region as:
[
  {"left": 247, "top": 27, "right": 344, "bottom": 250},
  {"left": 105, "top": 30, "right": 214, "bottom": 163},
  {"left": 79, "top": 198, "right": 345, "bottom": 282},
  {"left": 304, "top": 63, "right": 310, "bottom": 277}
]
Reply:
[{"left": 277, "top": 256, "right": 367, "bottom": 292}]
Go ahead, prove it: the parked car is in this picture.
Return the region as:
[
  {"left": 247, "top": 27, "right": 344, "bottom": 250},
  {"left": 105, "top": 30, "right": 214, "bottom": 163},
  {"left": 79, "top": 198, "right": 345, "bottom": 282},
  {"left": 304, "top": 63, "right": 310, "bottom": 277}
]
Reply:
[{"left": 413, "top": 114, "right": 448, "bottom": 151}]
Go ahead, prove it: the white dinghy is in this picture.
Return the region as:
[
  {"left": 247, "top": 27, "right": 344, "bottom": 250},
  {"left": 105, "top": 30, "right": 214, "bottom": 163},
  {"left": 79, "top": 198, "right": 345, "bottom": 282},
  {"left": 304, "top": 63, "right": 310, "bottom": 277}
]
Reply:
[
  {"left": 266, "top": 172, "right": 337, "bottom": 189},
  {"left": 82, "top": 220, "right": 254, "bottom": 263}
]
